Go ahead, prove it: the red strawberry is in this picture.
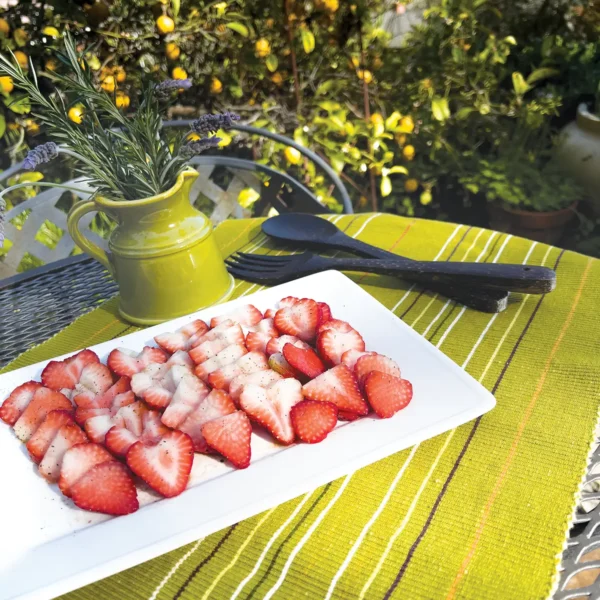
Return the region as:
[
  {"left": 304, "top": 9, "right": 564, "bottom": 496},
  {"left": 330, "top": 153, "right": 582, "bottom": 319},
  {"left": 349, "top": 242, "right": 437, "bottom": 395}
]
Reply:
[
  {"left": 105, "top": 426, "right": 140, "bottom": 457},
  {"left": 194, "top": 343, "right": 247, "bottom": 381},
  {"left": 182, "top": 319, "right": 210, "bottom": 347},
  {"left": 229, "top": 370, "right": 283, "bottom": 403},
  {"left": 279, "top": 296, "right": 299, "bottom": 309},
  {"left": 302, "top": 364, "right": 369, "bottom": 416},
  {"left": 364, "top": 372, "right": 413, "bottom": 418},
  {"left": 317, "top": 320, "right": 365, "bottom": 366},
  {"left": 142, "top": 409, "right": 170, "bottom": 442},
  {"left": 268, "top": 353, "right": 296, "bottom": 378},
  {"left": 74, "top": 363, "right": 113, "bottom": 398},
  {"left": 58, "top": 442, "right": 115, "bottom": 497},
  {"left": 187, "top": 319, "right": 235, "bottom": 348},
  {"left": 274, "top": 298, "right": 318, "bottom": 342},
  {"left": 127, "top": 430, "right": 194, "bottom": 497},
  {"left": 338, "top": 410, "right": 363, "bottom": 421},
  {"left": 14, "top": 388, "right": 73, "bottom": 442},
  {"left": 137, "top": 364, "right": 190, "bottom": 410},
  {"left": 26, "top": 410, "right": 75, "bottom": 463},
  {"left": 239, "top": 379, "right": 303, "bottom": 444},
  {"left": 266, "top": 335, "right": 310, "bottom": 356},
  {"left": 107, "top": 346, "right": 169, "bottom": 378},
  {"left": 84, "top": 413, "right": 116, "bottom": 444},
  {"left": 208, "top": 351, "right": 268, "bottom": 390},
  {"left": 341, "top": 350, "right": 372, "bottom": 371},
  {"left": 41, "top": 349, "right": 99, "bottom": 391},
  {"left": 130, "top": 363, "right": 169, "bottom": 401},
  {"left": 116, "top": 402, "right": 145, "bottom": 435},
  {"left": 154, "top": 319, "right": 208, "bottom": 353},
  {"left": 264, "top": 308, "right": 277, "bottom": 319},
  {"left": 39, "top": 422, "right": 88, "bottom": 482},
  {"left": 189, "top": 324, "right": 245, "bottom": 363},
  {"left": 178, "top": 389, "right": 236, "bottom": 452},
  {"left": 291, "top": 400, "right": 338, "bottom": 443},
  {"left": 318, "top": 318, "right": 352, "bottom": 333},
  {"left": 283, "top": 344, "right": 325, "bottom": 379},
  {"left": 167, "top": 350, "right": 194, "bottom": 368},
  {"left": 210, "top": 304, "right": 263, "bottom": 329},
  {"left": 316, "top": 302, "right": 332, "bottom": 328},
  {"left": 201, "top": 410, "right": 252, "bottom": 469},
  {"left": 75, "top": 407, "right": 110, "bottom": 425},
  {"left": 0, "top": 381, "right": 42, "bottom": 425},
  {"left": 355, "top": 354, "right": 401, "bottom": 386},
  {"left": 245, "top": 319, "right": 278, "bottom": 354},
  {"left": 161, "top": 372, "right": 210, "bottom": 429},
  {"left": 74, "top": 376, "right": 132, "bottom": 409},
  {"left": 71, "top": 461, "right": 139, "bottom": 515}
]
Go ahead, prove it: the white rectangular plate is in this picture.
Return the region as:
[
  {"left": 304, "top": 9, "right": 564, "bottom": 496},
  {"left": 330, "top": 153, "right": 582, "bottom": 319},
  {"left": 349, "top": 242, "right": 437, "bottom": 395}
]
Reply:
[{"left": 0, "top": 271, "right": 495, "bottom": 600}]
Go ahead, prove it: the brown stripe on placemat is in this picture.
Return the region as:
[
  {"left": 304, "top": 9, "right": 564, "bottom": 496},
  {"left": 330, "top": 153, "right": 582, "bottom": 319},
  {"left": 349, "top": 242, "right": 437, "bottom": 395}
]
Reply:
[{"left": 383, "top": 248, "right": 565, "bottom": 598}]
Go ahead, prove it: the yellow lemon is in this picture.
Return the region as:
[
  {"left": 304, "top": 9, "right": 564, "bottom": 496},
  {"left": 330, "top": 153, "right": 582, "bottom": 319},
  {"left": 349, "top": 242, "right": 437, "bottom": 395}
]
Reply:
[
  {"left": 165, "top": 42, "right": 180, "bottom": 60},
  {"left": 68, "top": 106, "right": 84, "bottom": 124},
  {"left": 13, "top": 28, "right": 28, "bottom": 45},
  {"left": 323, "top": 0, "right": 340, "bottom": 12},
  {"left": 0, "top": 18, "right": 10, "bottom": 36},
  {"left": 255, "top": 38, "right": 271, "bottom": 58},
  {"left": 0, "top": 76, "right": 14, "bottom": 94},
  {"left": 248, "top": 98, "right": 256, "bottom": 106},
  {"left": 350, "top": 55, "right": 360, "bottom": 68},
  {"left": 42, "top": 26, "right": 59, "bottom": 38},
  {"left": 156, "top": 15, "right": 175, "bottom": 35},
  {"left": 357, "top": 69, "right": 373, "bottom": 84},
  {"left": 372, "top": 56, "right": 383, "bottom": 70},
  {"left": 403, "top": 144, "right": 415, "bottom": 161},
  {"left": 115, "top": 92, "right": 130, "bottom": 108},
  {"left": 370, "top": 113, "right": 384, "bottom": 126},
  {"left": 25, "top": 119, "right": 39, "bottom": 134},
  {"left": 187, "top": 132, "right": 201, "bottom": 141},
  {"left": 395, "top": 133, "right": 407, "bottom": 146},
  {"left": 45, "top": 58, "right": 58, "bottom": 71},
  {"left": 420, "top": 190, "right": 433, "bottom": 206},
  {"left": 101, "top": 75, "right": 116, "bottom": 93},
  {"left": 358, "top": 195, "right": 369, "bottom": 208},
  {"left": 237, "top": 188, "right": 260, "bottom": 209},
  {"left": 171, "top": 66, "right": 188, "bottom": 80},
  {"left": 210, "top": 76, "right": 223, "bottom": 94},
  {"left": 14, "top": 50, "right": 28, "bottom": 69},
  {"left": 404, "top": 178, "right": 419, "bottom": 192},
  {"left": 113, "top": 66, "right": 126, "bottom": 83},
  {"left": 271, "top": 72, "right": 283, "bottom": 86},
  {"left": 284, "top": 146, "right": 302, "bottom": 165},
  {"left": 399, "top": 116, "right": 415, "bottom": 133},
  {"left": 266, "top": 18, "right": 275, "bottom": 29}
]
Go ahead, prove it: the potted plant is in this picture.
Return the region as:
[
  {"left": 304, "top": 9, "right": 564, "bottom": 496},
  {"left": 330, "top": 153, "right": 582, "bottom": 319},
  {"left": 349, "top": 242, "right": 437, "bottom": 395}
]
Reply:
[{"left": 0, "top": 34, "right": 239, "bottom": 325}]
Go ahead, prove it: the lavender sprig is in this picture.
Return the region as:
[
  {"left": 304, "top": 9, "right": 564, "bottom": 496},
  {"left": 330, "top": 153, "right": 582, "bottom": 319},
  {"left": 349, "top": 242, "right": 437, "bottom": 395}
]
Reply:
[
  {"left": 191, "top": 112, "right": 240, "bottom": 136},
  {"left": 22, "top": 142, "right": 59, "bottom": 170},
  {"left": 179, "top": 136, "right": 222, "bottom": 159},
  {"left": 155, "top": 78, "right": 193, "bottom": 99}
]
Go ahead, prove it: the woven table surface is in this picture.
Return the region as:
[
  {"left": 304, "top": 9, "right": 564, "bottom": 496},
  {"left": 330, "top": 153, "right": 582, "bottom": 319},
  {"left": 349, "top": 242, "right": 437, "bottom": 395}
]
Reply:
[{"left": 2, "top": 213, "right": 599, "bottom": 600}]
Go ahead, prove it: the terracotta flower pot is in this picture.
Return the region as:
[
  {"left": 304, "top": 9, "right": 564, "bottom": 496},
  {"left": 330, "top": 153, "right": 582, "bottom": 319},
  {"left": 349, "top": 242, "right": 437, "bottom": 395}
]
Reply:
[{"left": 487, "top": 202, "right": 578, "bottom": 245}]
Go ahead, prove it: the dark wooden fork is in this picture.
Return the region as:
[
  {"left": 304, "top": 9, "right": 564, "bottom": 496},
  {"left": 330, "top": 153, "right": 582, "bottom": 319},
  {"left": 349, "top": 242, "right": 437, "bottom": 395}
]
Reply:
[{"left": 226, "top": 251, "right": 556, "bottom": 294}]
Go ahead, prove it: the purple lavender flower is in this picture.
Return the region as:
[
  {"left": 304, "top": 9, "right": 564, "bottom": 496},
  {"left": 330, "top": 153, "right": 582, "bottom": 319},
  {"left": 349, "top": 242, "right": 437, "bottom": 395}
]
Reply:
[
  {"left": 180, "top": 136, "right": 222, "bottom": 159},
  {"left": 155, "top": 78, "right": 193, "bottom": 91},
  {"left": 22, "top": 142, "right": 59, "bottom": 170},
  {"left": 191, "top": 112, "right": 240, "bottom": 136}
]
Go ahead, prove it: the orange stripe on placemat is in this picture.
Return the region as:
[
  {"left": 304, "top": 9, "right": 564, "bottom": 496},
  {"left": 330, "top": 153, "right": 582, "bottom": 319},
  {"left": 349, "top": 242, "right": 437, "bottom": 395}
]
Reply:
[{"left": 445, "top": 257, "right": 593, "bottom": 600}]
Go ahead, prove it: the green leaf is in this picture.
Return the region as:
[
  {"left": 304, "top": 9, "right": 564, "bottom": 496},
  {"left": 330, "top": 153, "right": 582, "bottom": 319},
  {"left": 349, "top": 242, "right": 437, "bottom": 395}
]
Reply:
[
  {"left": 330, "top": 154, "right": 345, "bottom": 173},
  {"left": 473, "top": 0, "right": 488, "bottom": 7},
  {"left": 230, "top": 85, "right": 244, "bottom": 99},
  {"left": 237, "top": 187, "right": 260, "bottom": 209},
  {"left": 315, "top": 80, "right": 334, "bottom": 95},
  {"left": 511, "top": 72, "right": 530, "bottom": 95},
  {"left": 17, "top": 171, "right": 44, "bottom": 183},
  {"left": 456, "top": 107, "right": 473, "bottom": 120},
  {"left": 301, "top": 28, "right": 315, "bottom": 54},
  {"left": 526, "top": 68, "right": 559, "bottom": 86},
  {"left": 4, "top": 94, "right": 30, "bottom": 114},
  {"left": 171, "top": 0, "right": 180, "bottom": 18},
  {"left": 431, "top": 96, "right": 450, "bottom": 121},
  {"left": 387, "top": 165, "right": 409, "bottom": 175},
  {"left": 380, "top": 176, "right": 392, "bottom": 198},
  {"left": 226, "top": 22, "right": 249, "bottom": 37},
  {"left": 13, "top": 29, "right": 28, "bottom": 47},
  {"left": 504, "top": 36, "right": 517, "bottom": 45},
  {"left": 265, "top": 55, "right": 278, "bottom": 72},
  {"left": 318, "top": 101, "right": 341, "bottom": 112},
  {"left": 0, "top": 113, "right": 6, "bottom": 139},
  {"left": 385, "top": 111, "right": 401, "bottom": 129}
]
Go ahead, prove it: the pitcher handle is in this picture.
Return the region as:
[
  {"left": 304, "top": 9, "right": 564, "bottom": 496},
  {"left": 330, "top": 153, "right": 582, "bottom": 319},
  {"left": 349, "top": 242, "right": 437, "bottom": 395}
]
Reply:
[{"left": 67, "top": 200, "right": 112, "bottom": 272}]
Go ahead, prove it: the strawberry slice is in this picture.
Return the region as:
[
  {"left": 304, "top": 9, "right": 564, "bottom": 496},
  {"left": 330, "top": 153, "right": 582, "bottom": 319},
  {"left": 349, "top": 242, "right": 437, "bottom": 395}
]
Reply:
[
  {"left": 136, "top": 364, "right": 191, "bottom": 410},
  {"left": 58, "top": 442, "right": 115, "bottom": 497},
  {"left": 246, "top": 318, "right": 278, "bottom": 353},
  {"left": 302, "top": 364, "right": 369, "bottom": 416},
  {"left": 364, "top": 372, "right": 413, "bottom": 418},
  {"left": 189, "top": 324, "right": 245, "bottom": 363},
  {"left": 154, "top": 319, "right": 208, "bottom": 353},
  {"left": 279, "top": 296, "right": 299, "bottom": 309},
  {"left": 201, "top": 410, "right": 252, "bottom": 469},
  {"left": 338, "top": 410, "right": 363, "bottom": 421},
  {"left": 39, "top": 422, "right": 88, "bottom": 482},
  {"left": 84, "top": 413, "right": 116, "bottom": 444},
  {"left": 127, "top": 430, "right": 194, "bottom": 497},
  {"left": 210, "top": 304, "right": 263, "bottom": 329},
  {"left": 142, "top": 409, "right": 170, "bottom": 441},
  {"left": 26, "top": 410, "right": 74, "bottom": 463},
  {"left": 167, "top": 350, "right": 194, "bottom": 368},
  {"left": 13, "top": 388, "right": 73, "bottom": 442},
  {"left": 161, "top": 372, "right": 210, "bottom": 429},
  {"left": 105, "top": 426, "right": 140, "bottom": 457},
  {"left": 229, "top": 370, "right": 283, "bottom": 403},
  {"left": 341, "top": 350, "right": 372, "bottom": 371},
  {"left": 264, "top": 308, "right": 277, "bottom": 319},
  {"left": 239, "top": 379, "right": 303, "bottom": 444},
  {"left": 71, "top": 461, "right": 139, "bottom": 515},
  {"left": 194, "top": 343, "right": 247, "bottom": 382},
  {"left": 84, "top": 401, "right": 144, "bottom": 444},
  {"left": 274, "top": 298, "right": 318, "bottom": 342},
  {"left": 107, "top": 346, "right": 169, "bottom": 378},
  {"left": 72, "top": 363, "right": 114, "bottom": 400},
  {"left": 291, "top": 400, "right": 338, "bottom": 443},
  {"left": 317, "top": 320, "right": 365, "bottom": 366},
  {"left": 316, "top": 302, "right": 332, "bottom": 328},
  {"left": 0, "top": 381, "right": 42, "bottom": 425},
  {"left": 266, "top": 335, "right": 310, "bottom": 356},
  {"left": 178, "top": 389, "right": 236, "bottom": 452},
  {"left": 41, "top": 349, "right": 99, "bottom": 391},
  {"left": 268, "top": 353, "right": 296, "bottom": 378},
  {"left": 355, "top": 353, "right": 401, "bottom": 386},
  {"left": 74, "top": 376, "right": 132, "bottom": 410},
  {"left": 106, "top": 406, "right": 167, "bottom": 456},
  {"left": 208, "top": 351, "right": 268, "bottom": 390},
  {"left": 283, "top": 344, "right": 325, "bottom": 379}
]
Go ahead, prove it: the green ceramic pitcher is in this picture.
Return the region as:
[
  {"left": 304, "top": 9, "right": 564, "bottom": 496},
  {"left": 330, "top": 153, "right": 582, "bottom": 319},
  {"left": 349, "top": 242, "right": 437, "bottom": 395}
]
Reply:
[{"left": 67, "top": 168, "right": 233, "bottom": 325}]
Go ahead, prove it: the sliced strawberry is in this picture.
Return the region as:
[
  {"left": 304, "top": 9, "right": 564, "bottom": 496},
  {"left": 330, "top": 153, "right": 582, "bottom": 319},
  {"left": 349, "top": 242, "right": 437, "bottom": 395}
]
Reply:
[
  {"left": 26, "top": 410, "right": 74, "bottom": 463},
  {"left": 239, "top": 379, "right": 303, "bottom": 444},
  {"left": 107, "top": 346, "right": 169, "bottom": 378},
  {"left": 130, "top": 363, "right": 169, "bottom": 398},
  {"left": 105, "top": 426, "right": 140, "bottom": 457},
  {"left": 84, "top": 413, "right": 115, "bottom": 444},
  {"left": 178, "top": 389, "right": 236, "bottom": 452},
  {"left": 74, "top": 376, "right": 132, "bottom": 409},
  {"left": 210, "top": 304, "right": 263, "bottom": 329},
  {"left": 245, "top": 319, "right": 278, "bottom": 354},
  {"left": 161, "top": 372, "right": 210, "bottom": 429},
  {"left": 316, "top": 302, "right": 332, "bottom": 328},
  {"left": 364, "top": 371, "right": 413, "bottom": 418},
  {"left": 74, "top": 386, "right": 135, "bottom": 425},
  {"left": 187, "top": 319, "right": 235, "bottom": 349},
  {"left": 264, "top": 308, "right": 277, "bottom": 319},
  {"left": 266, "top": 335, "right": 310, "bottom": 356},
  {"left": 71, "top": 461, "right": 139, "bottom": 515},
  {"left": 274, "top": 298, "right": 318, "bottom": 342},
  {"left": 154, "top": 319, "right": 208, "bottom": 353},
  {"left": 318, "top": 318, "right": 353, "bottom": 333},
  {"left": 58, "top": 442, "right": 115, "bottom": 497},
  {"left": 208, "top": 351, "right": 268, "bottom": 390},
  {"left": 279, "top": 296, "right": 299, "bottom": 309},
  {"left": 137, "top": 364, "right": 190, "bottom": 410},
  {"left": 127, "top": 430, "right": 194, "bottom": 497},
  {"left": 317, "top": 320, "right": 365, "bottom": 366},
  {"left": 229, "top": 370, "right": 283, "bottom": 403},
  {"left": 268, "top": 353, "right": 296, "bottom": 378},
  {"left": 338, "top": 410, "right": 363, "bottom": 421},
  {"left": 116, "top": 402, "right": 145, "bottom": 435},
  {"left": 189, "top": 324, "right": 245, "bottom": 363},
  {"left": 75, "top": 407, "right": 110, "bottom": 425},
  {"left": 302, "top": 364, "right": 369, "bottom": 416},
  {"left": 291, "top": 400, "right": 338, "bottom": 443},
  {"left": 341, "top": 350, "right": 372, "bottom": 371},
  {"left": 72, "top": 363, "right": 113, "bottom": 402},
  {"left": 181, "top": 319, "right": 210, "bottom": 346},
  {"left": 0, "top": 381, "right": 42, "bottom": 425},
  {"left": 283, "top": 344, "right": 325, "bottom": 379},
  {"left": 41, "top": 349, "right": 99, "bottom": 391},
  {"left": 141, "top": 409, "right": 170, "bottom": 442},
  {"left": 13, "top": 388, "right": 73, "bottom": 442},
  {"left": 355, "top": 353, "right": 401, "bottom": 386},
  {"left": 167, "top": 350, "right": 194, "bottom": 368},
  {"left": 201, "top": 410, "right": 252, "bottom": 469},
  {"left": 39, "top": 422, "right": 88, "bottom": 482},
  {"left": 194, "top": 343, "right": 247, "bottom": 381}
]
